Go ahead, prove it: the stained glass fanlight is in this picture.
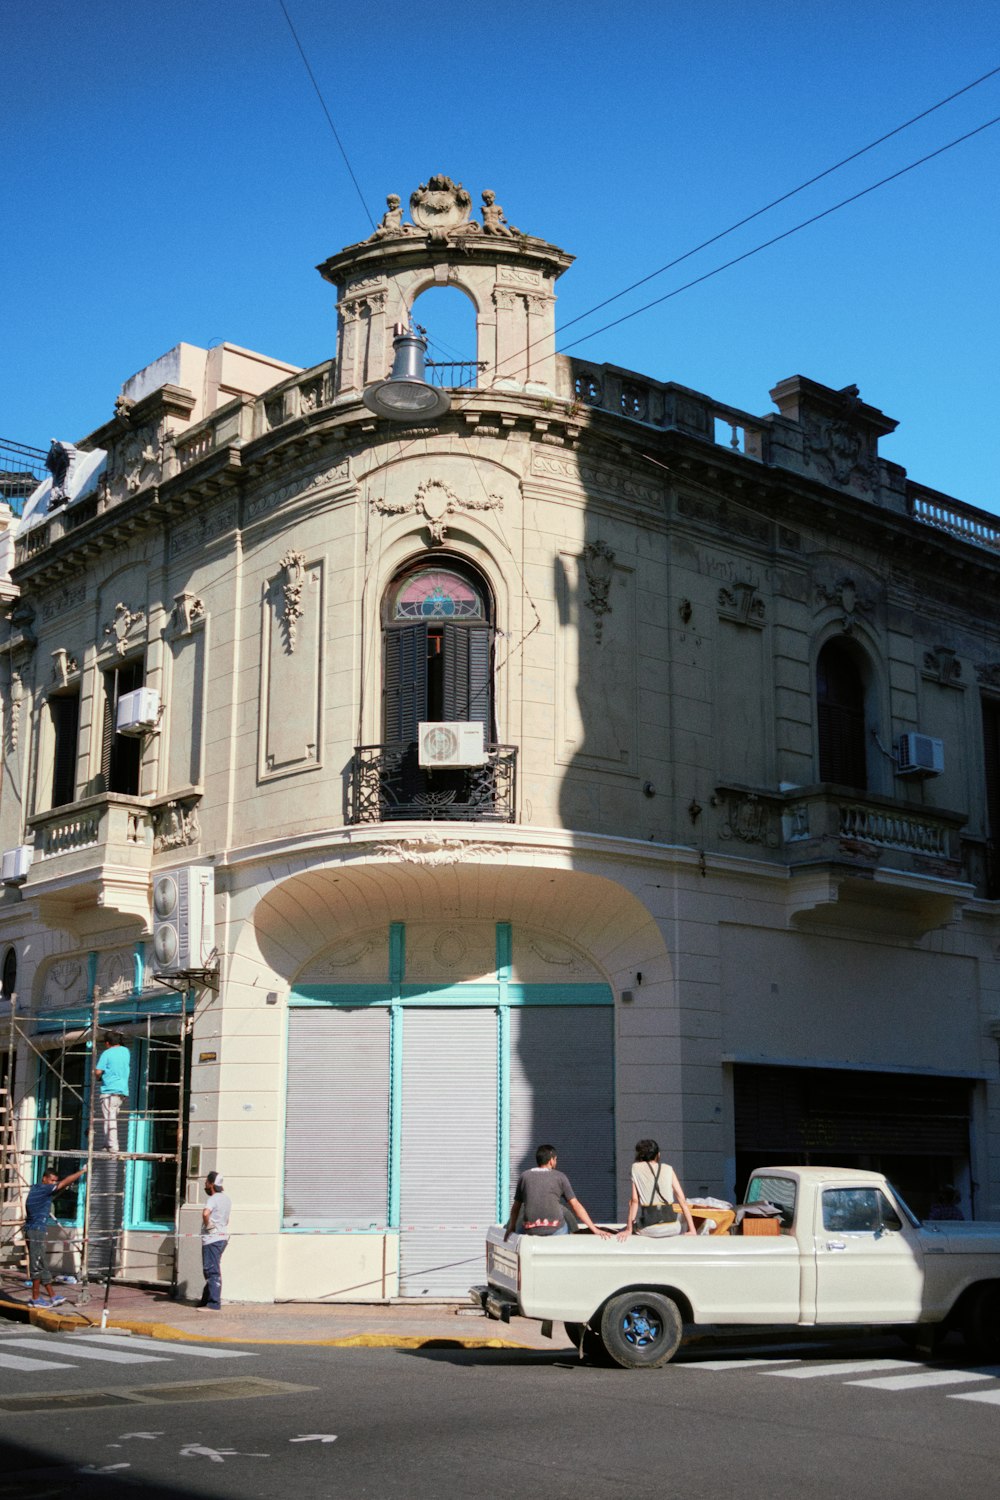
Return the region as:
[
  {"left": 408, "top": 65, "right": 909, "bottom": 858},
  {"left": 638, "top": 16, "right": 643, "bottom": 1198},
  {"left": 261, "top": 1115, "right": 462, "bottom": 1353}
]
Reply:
[{"left": 392, "top": 568, "right": 485, "bottom": 622}]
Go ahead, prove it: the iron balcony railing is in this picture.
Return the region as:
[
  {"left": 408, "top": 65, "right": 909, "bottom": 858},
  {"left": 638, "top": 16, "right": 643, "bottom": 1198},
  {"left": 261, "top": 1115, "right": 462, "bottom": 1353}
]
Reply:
[
  {"left": 349, "top": 742, "right": 517, "bottom": 824},
  {"left": 424, "top": 360, "right": 487, "bottom": 390}
]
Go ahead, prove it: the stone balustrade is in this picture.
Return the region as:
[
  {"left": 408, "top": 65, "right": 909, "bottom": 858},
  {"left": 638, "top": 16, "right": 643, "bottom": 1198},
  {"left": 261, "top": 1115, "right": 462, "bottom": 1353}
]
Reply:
[
  {"left": 908, "top": 484, "right": 1000, "bottom": 556},
  {"left": 780, "top": 785, "right": 965, "bottom": 875}
]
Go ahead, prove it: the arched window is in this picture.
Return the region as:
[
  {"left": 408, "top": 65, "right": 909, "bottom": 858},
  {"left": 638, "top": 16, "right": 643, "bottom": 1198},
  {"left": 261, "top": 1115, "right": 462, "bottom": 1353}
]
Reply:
[
  {"left": 382, "top": 562, "right": 493, "bottom": 745},
  {"left": 1, "top": 947, "right": 16, "bottom": 1001},
  {"left": 817, "top": 640, "right": 868, "bottom": 789}
]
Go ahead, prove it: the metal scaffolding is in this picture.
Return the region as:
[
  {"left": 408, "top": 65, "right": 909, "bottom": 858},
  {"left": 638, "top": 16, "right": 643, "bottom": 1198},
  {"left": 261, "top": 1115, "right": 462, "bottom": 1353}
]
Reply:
[{"left": 0, "top": 983, "right": 197, "bottom": 1306}]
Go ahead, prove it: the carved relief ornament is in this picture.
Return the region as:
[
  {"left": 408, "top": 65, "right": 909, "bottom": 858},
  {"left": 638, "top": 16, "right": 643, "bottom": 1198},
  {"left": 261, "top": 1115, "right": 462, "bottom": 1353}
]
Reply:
[
  {"left": 582, "top": 540, "right": 615, "bottom": 643},
  {"left": 278, "top": 551, "right": 307, "bottom": 652},
  {"left": 374, "top": 835, "right": 505, "bottom": 867},
  {"left": 370, "top": 478, "right": 503, "bottom": 547},
  {"left": 103, "top": 601, "right": 146, "bottom": 656},
  {"left": 172, "top": 591, "right": 205, "bottom": 635},
  {"left": 923, "top": 645, "right": 963, "bottom": 687},
  {"left": 815, "top": 575, "right": 875, "bottom": 633},
  {"left": 718, "top": 580, "right": 766, "bottom": 628},
  {"left": 152, "top": 798, "right": 202, "bottom": 853}
]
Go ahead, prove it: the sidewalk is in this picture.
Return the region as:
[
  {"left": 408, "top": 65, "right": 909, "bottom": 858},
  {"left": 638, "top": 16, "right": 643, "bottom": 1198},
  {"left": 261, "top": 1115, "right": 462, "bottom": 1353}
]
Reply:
[{"left": 0, "top": 1279, "right": 571, "bottom": 1352}]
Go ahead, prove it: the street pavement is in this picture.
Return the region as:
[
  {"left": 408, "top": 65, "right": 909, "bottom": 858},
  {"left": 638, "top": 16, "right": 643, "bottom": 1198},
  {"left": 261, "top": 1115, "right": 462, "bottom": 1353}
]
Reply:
[
  {"left": 0, "top": 1277, "right": 566, "bottom": 1350},
  {"left": 1, "top": 1325, "right": 1000, "bottom": 1499}
]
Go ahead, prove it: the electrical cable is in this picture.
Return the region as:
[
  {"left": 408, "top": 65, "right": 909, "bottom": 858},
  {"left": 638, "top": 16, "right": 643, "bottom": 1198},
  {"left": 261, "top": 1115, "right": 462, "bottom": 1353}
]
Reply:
[
  {"left": 557, "top": 110, "right": 1000, "bottom": 355},
  {"left": 554, "top": 62, "right": 1000, "bottom": 344},
  {"left": 277, "top": 0, "right": 376, "bottom": 232}
]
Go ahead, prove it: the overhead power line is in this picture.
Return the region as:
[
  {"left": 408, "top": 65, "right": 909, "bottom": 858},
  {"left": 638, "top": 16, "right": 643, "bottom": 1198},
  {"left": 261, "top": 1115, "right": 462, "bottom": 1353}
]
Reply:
[
  {"left": 278, "top": 0, "right": 376, "bottom": 231},
  {"left": 558, "top": 110, "right": 1000, "bottom": 355},
  {"left": 556, "top": 62, "right": 1000, "bottom": 343}
]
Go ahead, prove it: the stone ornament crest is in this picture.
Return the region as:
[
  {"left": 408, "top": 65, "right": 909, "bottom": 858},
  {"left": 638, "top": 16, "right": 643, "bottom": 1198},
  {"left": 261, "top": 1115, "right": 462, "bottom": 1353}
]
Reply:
[
  {"left": 803, "top": 412, "right": 879, "bottom": 494},
  {"left": 103, "top": 601, "right": 146, "bottom": 656},
  {"left": 582, "top": 540, "right": 615, "bottom": 642},
  {"left": 51, "top": 647, "right": 80, "bottom": 687},
  {"left": 718, "top": 580, "right": 766, "bottom": 628},
  {"left": 374, "top": 835, "right": 505, "bottom": 867},
  {"left": 172, "top": 591, "right": 205, "bottom": 636},
  {"left": 716, "top": 789, "right": 780, "bottom": 848},
  {"left": 152, "top": 799, "right": 202, "bottom": 853},
  {"left": 923, "top": 645, "right": 963, "bottom": 687},
  {"left": 815, "top": 574, "right": 875, "bottom": 633},
  {"left": 370, "top": 478, "right": 504, "bottom": 546},
  {"left": 409, "top": 174, "right": 473, "bottom": 234},
  {"left": 100, "top": 423, "right": 162, "bottom": 503}
]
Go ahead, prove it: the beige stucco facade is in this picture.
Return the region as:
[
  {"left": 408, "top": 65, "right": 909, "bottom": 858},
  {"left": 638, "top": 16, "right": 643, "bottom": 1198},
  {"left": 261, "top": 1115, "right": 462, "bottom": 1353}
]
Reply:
[{"left": 3, "top": 176, "right": 1000, "bottom": 1303}]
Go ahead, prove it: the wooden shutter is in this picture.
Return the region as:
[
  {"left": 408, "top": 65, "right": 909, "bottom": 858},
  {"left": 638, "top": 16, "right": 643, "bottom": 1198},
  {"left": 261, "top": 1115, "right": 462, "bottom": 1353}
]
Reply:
[
  {"left": 398, "top": 1009, "right": 498, "bottom": 1295},
  {"left": 383, "top": 625, "right": 427, "bottom": 745},
  {"left": 283, "top": 1008, "right": 391, "bottom": 1227},
  {"left": 442, "top": 624, "right": 492, "bottom": 732},
  {"left": 508, "top": 1006, "right": 616, "bottom": 1221}
]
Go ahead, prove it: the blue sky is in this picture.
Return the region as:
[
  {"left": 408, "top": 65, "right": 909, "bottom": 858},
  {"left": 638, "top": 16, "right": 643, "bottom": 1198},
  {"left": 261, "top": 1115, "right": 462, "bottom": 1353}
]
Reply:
[{"left": 4, "top": 2, "right": 999, "bottom": 511}]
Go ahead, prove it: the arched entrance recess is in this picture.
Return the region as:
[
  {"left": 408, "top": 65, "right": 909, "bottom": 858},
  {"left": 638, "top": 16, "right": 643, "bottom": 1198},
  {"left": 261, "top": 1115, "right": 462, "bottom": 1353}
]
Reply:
[{"left": 249, "top": 856, "right": 671, "bottom": 1297}]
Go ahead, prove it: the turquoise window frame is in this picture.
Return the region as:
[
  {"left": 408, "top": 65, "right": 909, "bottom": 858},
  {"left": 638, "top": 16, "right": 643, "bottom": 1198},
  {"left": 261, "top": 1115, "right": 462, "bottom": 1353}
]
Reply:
[{"left": 283, "top": 920, "right": 613, "bottom": 1234}]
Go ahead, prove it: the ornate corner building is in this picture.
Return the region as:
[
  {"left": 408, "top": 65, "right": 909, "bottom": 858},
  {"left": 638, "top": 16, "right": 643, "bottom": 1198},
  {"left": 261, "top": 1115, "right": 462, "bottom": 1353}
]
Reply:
[{"left": 2, "top": 176, "right": 1000, "bottom": 1301}]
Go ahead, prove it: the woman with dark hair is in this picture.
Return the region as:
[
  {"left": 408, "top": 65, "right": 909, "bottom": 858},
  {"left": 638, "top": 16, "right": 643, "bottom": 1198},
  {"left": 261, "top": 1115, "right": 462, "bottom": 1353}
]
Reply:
[{"left": 616, "top": 1139, "right": 697, "bottom": 1242}]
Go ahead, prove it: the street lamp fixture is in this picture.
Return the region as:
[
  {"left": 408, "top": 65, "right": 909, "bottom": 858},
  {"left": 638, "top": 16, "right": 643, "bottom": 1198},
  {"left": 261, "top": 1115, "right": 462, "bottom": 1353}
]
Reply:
[{"left": 362, "top": 323, "right": 451, "bottom": 422}]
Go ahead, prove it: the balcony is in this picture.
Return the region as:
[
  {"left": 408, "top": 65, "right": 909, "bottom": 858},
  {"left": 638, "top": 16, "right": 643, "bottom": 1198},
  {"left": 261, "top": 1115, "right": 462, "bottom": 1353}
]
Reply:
[
  {"left": 349, "top": 743, "right": 517, "bottom": 824},
  {"left": 24, "top": 794, "right": 154, "bottom": 928}
]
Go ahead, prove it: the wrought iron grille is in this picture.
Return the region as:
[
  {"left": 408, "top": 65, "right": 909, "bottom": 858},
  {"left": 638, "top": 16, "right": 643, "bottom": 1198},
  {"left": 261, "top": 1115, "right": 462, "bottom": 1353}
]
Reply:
[
  {"left": 349, "top": 742, "right": 517, "bottom": 823},
  {"left": 424, "top": 360, "right": 487, "bottom": 390}
]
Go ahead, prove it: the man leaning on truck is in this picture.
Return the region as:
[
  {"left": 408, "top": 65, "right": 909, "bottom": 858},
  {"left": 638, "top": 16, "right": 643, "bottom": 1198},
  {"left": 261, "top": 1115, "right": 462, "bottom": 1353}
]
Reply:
[{"left": 504, "top": 1143, "right": 612, "bottom": 1241}]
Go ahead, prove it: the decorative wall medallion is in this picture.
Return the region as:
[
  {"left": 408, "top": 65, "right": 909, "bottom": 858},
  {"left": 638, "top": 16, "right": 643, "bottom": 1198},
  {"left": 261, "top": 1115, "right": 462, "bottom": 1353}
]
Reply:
[
  {"left": 370, "top": 478, "right": 503, "bottom": 546},
  {"left": 717, "top": 580, "right": 766, "bottom": 628},
  {"left": 582, "top": 540, "right": 615, "bottom": 642},
  {"left": 717, "top": 790, "right": 780, "bottom": 848},
  {"left": 103, "top": 423, "right": 161, "bottom": 501},
  {"left": 172, "top": 591, "right": 205, "bottom": 635},
  {"left": 103, "top": 601, "right": 146, "bottom": 656},
  {"left": 374, "top": 835, "right": 505, "bottom": 867},
  {"left": 923, "top": 645, "right": 963, "bottom": 686},
  {"left": 152, "top": 799, "right": 201, "bottom": 853},
  {"left": 278, "top": 551, "right": 307, "bottom": 652},
  {"left": 433, "top": 930, "right": 469, "bottom": 968},
  {"left": 50, "top": 960, "right": 82, "bottom": 991},
  {"left": 815, "top": 574, "right": 876, "bottom": 633}
]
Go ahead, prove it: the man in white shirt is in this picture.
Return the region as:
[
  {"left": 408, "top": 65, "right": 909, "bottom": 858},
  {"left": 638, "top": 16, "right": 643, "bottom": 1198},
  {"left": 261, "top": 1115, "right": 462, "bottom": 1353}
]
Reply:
[{"left": 197, "top": 1170, "right": 231, "bottom": 1311}]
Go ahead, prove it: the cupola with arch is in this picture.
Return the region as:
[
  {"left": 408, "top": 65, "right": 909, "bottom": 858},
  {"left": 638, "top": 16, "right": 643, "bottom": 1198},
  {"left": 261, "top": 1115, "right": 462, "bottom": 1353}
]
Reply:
[{"left": 317, "top": 175, "right": 574, "bottom": 403}]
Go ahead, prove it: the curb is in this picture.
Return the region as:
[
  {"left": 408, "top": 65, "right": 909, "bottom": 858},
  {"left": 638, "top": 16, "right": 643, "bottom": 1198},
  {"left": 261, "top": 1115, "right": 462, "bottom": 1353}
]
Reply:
[{"left": 1, "top": 1295, "right": 541, "bottom": 1350}]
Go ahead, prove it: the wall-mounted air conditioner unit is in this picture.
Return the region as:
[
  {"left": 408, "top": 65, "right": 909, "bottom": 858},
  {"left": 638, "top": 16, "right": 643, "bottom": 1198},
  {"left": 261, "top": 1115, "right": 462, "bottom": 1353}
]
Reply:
[
  {"left": 151, "top": 865, "right": 215, "bottom": 973},
  {"left": 117, "top": 686, "right": 161, "bottom": 736},
  {"left": 1, "top": 845, "right": 33, "bottom": 884},
  {"left": 896, "top": 732, "right": 945, "bottom": 778},
  {"left": 418, "top": 721, "right": 487, "bottom": 769}
]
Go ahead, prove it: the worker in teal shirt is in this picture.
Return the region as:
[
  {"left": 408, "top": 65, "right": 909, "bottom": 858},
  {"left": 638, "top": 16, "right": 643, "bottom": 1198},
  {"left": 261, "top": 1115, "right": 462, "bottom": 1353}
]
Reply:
[{"left": 94, "top": 1032, "right": 130, "bottom": 1155}]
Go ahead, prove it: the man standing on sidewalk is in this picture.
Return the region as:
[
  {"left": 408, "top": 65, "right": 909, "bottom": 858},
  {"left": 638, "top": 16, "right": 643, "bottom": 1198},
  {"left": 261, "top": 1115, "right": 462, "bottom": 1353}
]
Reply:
[
  {"left": 504, "top": 1143, "right": 611, "bottom": 1241},
  {"left": 24, "top": 1164, "right": 87, "bottom": 1306},
  {"left": 94, "top": 1031, "right": 130, "bottom": 1155},
  {"left": 197, "top": 1170, "right": 231, "bottom": 1311}
]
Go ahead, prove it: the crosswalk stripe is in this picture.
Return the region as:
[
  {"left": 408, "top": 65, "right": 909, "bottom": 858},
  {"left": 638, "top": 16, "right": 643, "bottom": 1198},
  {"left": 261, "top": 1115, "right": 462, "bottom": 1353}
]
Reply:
[
  {"left": 0, "top": 1338, "right": 168, "bottom": 1365},
  {"left": 950, "top": 1387, "right": 1000, "bottom": 1405},
  {"left": 73, "top": 1334, "right": 254, "bottom": 1359},
  {"left": 680, "top": 1358, "right": 800, "bottom": 1371},
  {"left": 0, "top": 1352, "right": 76, "bottom": 1371},
  {"left": 766, "top": 1359, "right": 920, "bottom": 1380},
  {"left": 846, "top": 1369, "right": 996, "bottom": 1391}
]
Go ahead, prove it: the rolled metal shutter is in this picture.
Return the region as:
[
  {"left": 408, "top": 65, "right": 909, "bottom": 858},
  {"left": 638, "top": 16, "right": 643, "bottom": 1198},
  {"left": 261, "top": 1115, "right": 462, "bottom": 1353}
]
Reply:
[
  {"left": 283, "top": 1008, "right": 390, "bottom": 1227},
  {"left": 508, "top": 1006, "right": 615, "bottom": 1222},
  {"left": 398, "top": 1009, "right": 498, "bottom": 1296}
]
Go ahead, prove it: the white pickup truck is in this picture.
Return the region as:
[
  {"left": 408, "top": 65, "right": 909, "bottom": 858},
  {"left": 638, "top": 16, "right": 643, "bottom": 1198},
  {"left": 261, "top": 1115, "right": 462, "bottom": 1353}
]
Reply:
[{"left": 474, "top": 1166, "right": 1000, "bottom": 1368}]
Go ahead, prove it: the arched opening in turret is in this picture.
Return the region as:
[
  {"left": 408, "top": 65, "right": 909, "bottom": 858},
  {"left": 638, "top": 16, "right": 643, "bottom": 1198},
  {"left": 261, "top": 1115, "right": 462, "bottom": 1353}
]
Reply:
[{"left": 410, "top": 285, "right": 481, "bottom": 390}]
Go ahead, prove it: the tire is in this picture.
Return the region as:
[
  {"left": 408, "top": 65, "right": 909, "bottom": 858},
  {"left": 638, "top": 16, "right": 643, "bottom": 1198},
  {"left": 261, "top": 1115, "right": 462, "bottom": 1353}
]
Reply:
[
  {"left": 599, "top": 1291, "right": 683, "bottom": 1369},
  {"left": 962, "top": 1284, "right": 1000, "bottom": 1361}
]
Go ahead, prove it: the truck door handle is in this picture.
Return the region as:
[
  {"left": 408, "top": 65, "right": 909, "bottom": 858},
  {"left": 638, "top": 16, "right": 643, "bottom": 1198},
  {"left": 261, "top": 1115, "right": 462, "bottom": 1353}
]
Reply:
[{"left": 825, "top": 1240, "right": 846, "bottom": 1251}]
